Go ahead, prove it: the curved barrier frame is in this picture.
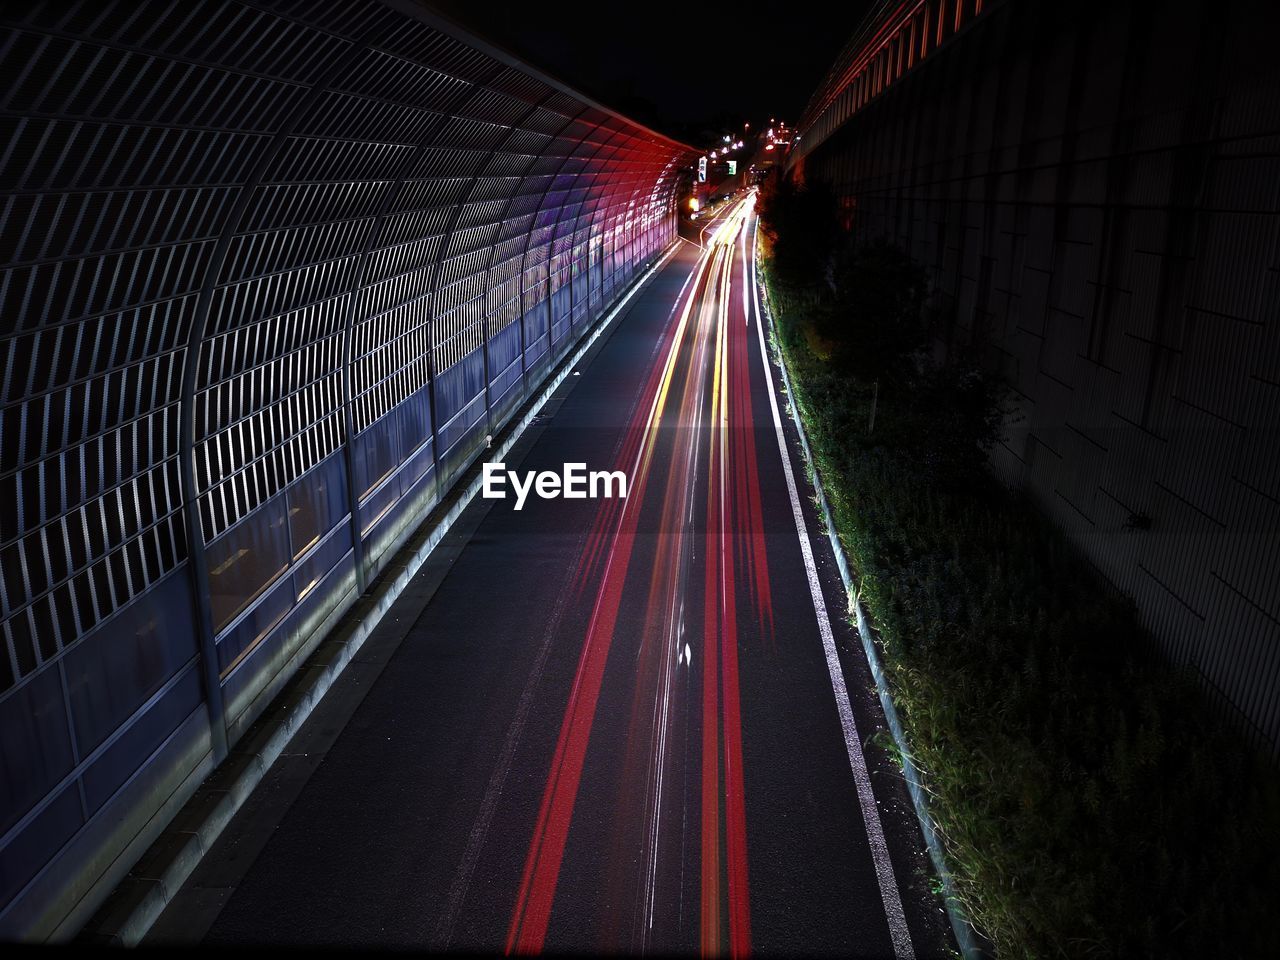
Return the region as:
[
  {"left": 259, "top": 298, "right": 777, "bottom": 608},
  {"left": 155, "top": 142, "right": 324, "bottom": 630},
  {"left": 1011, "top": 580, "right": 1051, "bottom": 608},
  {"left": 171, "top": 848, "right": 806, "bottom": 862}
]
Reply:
[{"left": 0, "top": 0, "right": 694, "bottom": 938}]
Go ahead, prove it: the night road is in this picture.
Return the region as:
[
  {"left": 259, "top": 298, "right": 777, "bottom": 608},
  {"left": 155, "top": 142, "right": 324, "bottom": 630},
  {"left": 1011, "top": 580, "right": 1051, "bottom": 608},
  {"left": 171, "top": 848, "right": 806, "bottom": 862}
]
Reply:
[
  {"left": 142, "top": 197, "right": 952, "bottom": 957},
  {"left": 7, "top": 1, "right": 1280, "bottom": 954}
]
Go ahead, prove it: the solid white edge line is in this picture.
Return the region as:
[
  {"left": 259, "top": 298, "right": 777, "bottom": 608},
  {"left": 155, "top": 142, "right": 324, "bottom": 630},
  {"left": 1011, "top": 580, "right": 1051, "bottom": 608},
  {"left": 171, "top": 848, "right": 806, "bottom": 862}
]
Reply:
[
  {"left": 746, "top": 209, "right": 916, "bottom": 960},
  {"left": 749, "top": 212, "right": 981, "bottom": 959}
]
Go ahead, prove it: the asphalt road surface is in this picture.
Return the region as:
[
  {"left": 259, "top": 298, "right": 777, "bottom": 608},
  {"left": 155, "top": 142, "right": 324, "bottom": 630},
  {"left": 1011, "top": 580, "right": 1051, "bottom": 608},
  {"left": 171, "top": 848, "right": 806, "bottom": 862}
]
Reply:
[{"left": 149, "top": 196, "right": 956, "bottom": 957}]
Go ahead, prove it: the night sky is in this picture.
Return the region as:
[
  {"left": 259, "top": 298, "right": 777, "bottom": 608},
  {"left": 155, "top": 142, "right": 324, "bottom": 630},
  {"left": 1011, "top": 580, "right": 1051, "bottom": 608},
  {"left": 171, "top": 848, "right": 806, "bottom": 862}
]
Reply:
[{"left": 424, "top": 1, "right": 874, "bottom": 145}]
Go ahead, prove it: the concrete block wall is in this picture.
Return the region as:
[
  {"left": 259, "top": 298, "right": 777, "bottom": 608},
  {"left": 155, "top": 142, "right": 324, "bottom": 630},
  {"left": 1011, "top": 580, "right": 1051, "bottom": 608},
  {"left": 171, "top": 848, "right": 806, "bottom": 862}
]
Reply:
[{"left": 795, "top": 0, "right": 1280, "bottom": 753}]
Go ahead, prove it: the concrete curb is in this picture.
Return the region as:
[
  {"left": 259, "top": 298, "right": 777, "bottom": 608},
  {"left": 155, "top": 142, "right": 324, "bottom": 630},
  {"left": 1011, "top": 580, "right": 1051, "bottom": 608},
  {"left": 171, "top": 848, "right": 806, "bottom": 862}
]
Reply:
[
  {"left": 77, "top": 243, "right": 683, "bottom": 946},
  {"left": 753, "top": 246, "right": 984, "bottom": 959}
]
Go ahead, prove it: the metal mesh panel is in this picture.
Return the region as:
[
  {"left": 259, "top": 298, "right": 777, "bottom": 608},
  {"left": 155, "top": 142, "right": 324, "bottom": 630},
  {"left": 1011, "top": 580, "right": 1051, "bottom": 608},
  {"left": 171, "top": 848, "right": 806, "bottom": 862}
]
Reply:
[{"left": 0, "top": 0, "right": 692, "bottom": 937}]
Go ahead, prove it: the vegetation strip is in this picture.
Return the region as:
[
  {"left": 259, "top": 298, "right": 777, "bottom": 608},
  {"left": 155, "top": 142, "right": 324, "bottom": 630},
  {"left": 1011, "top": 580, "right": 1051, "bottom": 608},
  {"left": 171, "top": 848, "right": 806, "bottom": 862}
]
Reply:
[
  {"left": 754, "top": 181, "right": 1280, "bottom": 959},
  {"left": 751, "top": 220, "right": 980, "bottom": 959}
]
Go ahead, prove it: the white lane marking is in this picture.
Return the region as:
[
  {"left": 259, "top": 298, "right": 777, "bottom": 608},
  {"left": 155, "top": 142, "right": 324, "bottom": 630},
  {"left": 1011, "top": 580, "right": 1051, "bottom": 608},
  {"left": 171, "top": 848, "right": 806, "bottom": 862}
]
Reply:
[
  {"left": 643, "top": 567, "right": 680, "bottom": 937},
  {"left": 747, "top": 210, "right": 916, "bottom": 960}
]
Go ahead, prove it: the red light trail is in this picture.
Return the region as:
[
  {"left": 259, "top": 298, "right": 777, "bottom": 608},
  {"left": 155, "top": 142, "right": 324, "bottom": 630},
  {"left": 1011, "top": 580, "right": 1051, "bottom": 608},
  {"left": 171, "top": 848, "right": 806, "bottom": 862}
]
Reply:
[{"left": 506, "top": 200, "right": 774, "bottom": 955}]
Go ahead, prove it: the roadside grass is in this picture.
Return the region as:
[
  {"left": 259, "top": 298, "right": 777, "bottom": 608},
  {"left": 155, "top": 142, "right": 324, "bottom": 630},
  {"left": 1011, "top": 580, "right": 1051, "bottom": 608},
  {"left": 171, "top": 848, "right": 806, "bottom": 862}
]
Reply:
[{"left": 760, "top": 260, "right": 1280, "bottom": 959}]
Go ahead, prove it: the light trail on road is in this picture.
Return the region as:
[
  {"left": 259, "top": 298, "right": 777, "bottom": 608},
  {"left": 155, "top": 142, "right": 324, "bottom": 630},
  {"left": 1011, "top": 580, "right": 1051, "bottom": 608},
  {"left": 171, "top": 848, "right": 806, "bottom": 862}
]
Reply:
[{"left": 177, "top": 194, "right": 952, "bottom": 960}]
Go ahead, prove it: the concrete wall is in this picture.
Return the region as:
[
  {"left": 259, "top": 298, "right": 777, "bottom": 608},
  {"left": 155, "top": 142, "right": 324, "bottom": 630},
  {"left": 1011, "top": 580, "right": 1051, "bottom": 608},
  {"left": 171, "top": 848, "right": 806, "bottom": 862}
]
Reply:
[
  {"left": 0, "top": 0, "right": 691, "bottom": 937},
  {"left": 793, "top": 0, "right": 1280, "bottom": 753}
]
